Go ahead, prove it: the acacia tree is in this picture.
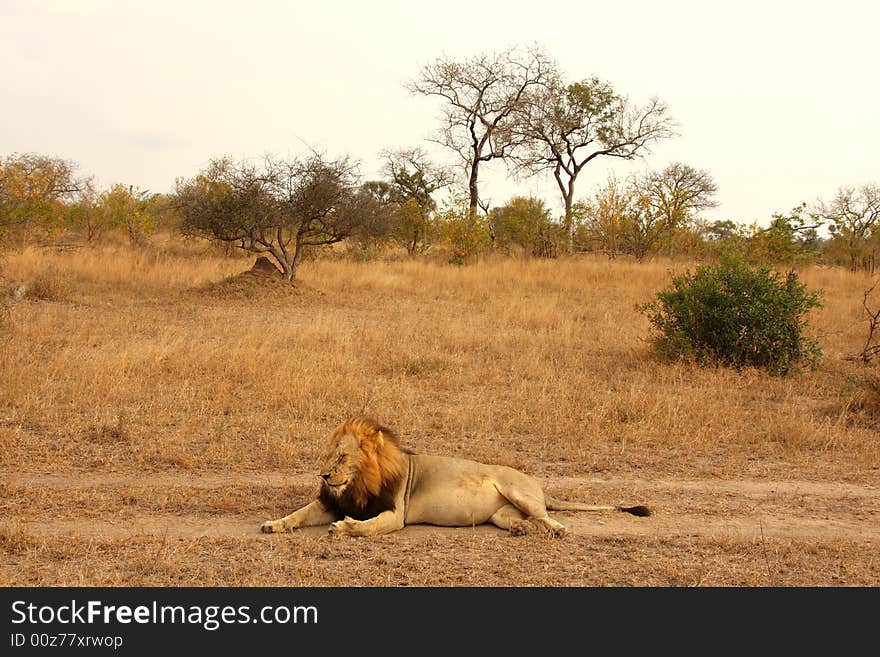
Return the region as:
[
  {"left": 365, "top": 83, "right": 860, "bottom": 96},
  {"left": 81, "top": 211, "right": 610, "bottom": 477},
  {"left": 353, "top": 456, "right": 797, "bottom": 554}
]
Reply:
[
  {"left": 814, "top": 184, "right": 880, "bottom": 271},
  {"left": 176, "top": 153, "right": 382, "bottom": 281},
  {"left": 407, "top": 46, "right": 555, "bottom": 218},
  {"left": 512, "top": 76, "right": 676, "bottom": 251},
  {"left": 634, "top": 163, "right": 717, "bottom": 227},
  {"left": 380, "top": 147, "right": 452, "bottom": 255},
  {"left": 575, "top": 176, "right": 630, "bottom": 258},
  {"left": 631, "top": 162, "right": 717, "bottom": 257},
  {"left": 580, "top": 164, "right": 716, "bottom": 261},
  {"left": 0, "top": 153, "right": 85, "bottom": 245}
]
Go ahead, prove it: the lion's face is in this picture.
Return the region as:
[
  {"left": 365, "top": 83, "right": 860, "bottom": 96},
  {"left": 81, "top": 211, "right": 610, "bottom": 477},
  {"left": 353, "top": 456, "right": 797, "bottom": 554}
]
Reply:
[
  {"left": 319, "top": 433, "right": 360, "bottom": 496},
  {"left": 316, "top": 417, "right": 409, "bottom": 519}
]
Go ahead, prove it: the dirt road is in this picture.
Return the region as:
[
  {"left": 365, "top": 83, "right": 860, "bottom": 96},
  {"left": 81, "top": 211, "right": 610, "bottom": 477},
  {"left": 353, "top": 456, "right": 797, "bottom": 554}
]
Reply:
[
  {"left": 3, "top": 469, "right": 877, "bottom": 586},
  {"left": 5, "top": 470, "right": 879, "bottom": 542}
]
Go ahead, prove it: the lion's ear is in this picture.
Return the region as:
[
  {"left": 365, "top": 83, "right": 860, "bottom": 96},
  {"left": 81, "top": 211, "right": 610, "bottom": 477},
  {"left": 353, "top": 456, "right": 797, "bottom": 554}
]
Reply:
[{"left": 357, "top": 430, "right": 384, "bottom": 452}]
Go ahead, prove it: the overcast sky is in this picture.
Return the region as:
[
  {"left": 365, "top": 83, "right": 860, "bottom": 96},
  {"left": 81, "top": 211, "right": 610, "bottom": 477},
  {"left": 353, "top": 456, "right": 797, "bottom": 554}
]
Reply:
[{"left": 2, "top": 0, "right": 878, "bottom": 225}]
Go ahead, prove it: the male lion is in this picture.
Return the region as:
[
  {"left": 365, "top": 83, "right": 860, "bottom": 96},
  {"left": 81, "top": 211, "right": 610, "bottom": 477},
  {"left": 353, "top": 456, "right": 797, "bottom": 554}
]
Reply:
[{"left": 261, "top": 416, "right": 650, "bottom": 538}]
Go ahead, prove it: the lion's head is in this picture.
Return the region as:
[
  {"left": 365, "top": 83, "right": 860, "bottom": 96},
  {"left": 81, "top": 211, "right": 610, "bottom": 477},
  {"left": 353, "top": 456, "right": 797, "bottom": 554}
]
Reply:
[{"left": 316, "top": 416, "right": 409, "bottom": 521}]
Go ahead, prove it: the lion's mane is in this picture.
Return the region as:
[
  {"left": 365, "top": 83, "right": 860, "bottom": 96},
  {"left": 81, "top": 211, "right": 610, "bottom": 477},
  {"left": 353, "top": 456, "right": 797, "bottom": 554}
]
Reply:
[{"left": 317, "top": 416, "right": 410, "bottom": 521}]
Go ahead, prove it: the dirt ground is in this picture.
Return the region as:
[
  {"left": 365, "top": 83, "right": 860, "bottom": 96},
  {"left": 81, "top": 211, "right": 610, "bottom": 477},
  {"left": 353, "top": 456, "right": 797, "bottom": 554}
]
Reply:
[{"left": 2, "top": 465, "right": 877, "bottom": 586}]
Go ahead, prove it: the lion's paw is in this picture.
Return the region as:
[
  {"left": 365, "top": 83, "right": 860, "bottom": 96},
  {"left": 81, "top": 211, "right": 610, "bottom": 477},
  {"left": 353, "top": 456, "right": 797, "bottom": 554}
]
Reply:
[
  {"left": 261, "top": 521, "right": 285, "bottom": 534},
  {"left": 509, "top": 520, "right": 532, "bottom": 536},
  {"left": 329, "top": 517, "right": 357, "bottom": 536},
  {"left": 549, "top": 525, "right": 567, "bottom": 539}
]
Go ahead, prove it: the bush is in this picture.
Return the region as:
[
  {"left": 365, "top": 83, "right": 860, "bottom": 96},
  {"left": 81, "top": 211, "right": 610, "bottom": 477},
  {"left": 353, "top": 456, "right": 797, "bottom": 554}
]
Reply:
[
  {"left": 490, "top": 196, "right": 562, "bottom": 258},
  {"left": 638, "top": 255, "right": 823, "bottom": 375},
  {"left": 435, "top": 197, "right": 490, "bottom": 262}
]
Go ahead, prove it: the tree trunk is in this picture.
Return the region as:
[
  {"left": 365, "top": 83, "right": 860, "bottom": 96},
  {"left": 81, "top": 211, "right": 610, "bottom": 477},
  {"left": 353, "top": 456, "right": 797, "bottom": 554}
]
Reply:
[
  {"left": 288, "top": 241, "right": 305, "bottom": 282},
  {"left": 562, "top": 193, "right": 574, "bottom": 254},
  {"left": 555, "top": 166, "right": 575, "bottom": 254},
  {"left": 127, "top": 220, "right": 140, "bottom": 247},
  {"left": 267, "top": 245, "right": 296, "bottom": 282},
  {"left": 468, "top": 161, "right": 480, "bottom": 220}
]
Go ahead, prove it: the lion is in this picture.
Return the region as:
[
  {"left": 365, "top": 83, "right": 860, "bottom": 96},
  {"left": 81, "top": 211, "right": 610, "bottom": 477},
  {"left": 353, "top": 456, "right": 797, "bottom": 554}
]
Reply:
[{"left": 260, "top": 416, "right": 650, "bottom": 538}]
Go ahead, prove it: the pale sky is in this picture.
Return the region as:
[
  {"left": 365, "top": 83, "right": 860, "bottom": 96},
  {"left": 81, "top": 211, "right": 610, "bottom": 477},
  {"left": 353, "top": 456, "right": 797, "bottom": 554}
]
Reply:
[{"left": 2, "top": 0, "right": 878, "bottom": 226}]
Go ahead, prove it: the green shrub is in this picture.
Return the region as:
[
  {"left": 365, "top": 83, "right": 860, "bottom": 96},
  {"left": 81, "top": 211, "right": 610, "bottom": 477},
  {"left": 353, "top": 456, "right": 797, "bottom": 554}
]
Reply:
[
  {"left": 435, "top": 197, "right": 490, "bottom": 262},
  {"left": 638, "top": 255, "right": 823, "bottom": 375}
]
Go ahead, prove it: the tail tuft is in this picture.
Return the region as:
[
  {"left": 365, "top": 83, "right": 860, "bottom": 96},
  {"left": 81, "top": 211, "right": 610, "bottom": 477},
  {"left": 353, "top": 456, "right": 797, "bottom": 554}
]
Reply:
[{"left": 618, "top": 505, "right": 652, "bottom": 517}]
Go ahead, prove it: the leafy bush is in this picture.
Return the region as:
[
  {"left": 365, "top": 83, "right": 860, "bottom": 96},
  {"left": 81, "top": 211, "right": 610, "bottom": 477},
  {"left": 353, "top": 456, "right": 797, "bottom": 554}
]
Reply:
[
  {"left": 435, "top": 196, "right": 490, "bottom": 262},
  {"left": 638, "top": 255, "right": 823, "bottom": 375},
  {"left": 490, "top": 196, "right": 562, "bottom": 258}
]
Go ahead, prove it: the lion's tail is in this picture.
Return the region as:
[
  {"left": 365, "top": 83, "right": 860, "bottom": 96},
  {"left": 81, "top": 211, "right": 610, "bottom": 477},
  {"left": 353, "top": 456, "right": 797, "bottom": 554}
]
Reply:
[{"left": 545, "top": 497, "right": 652, "bottom": 517}]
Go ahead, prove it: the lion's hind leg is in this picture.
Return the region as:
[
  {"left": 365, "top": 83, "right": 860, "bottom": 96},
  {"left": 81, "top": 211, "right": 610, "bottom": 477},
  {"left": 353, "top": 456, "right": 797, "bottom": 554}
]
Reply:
[
  {"left": 489, "top": 504, "right": 531, "bottom": 535},
  {"left": 493, "top": 489, "right": 567, "bottom": 538}
]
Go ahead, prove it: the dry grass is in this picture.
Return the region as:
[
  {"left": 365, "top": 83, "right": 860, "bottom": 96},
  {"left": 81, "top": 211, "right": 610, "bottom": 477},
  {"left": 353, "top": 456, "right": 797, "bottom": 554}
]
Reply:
[
  {"left": 1, "top": 242, "right": 878, "bottom": 586},
  {"left": 2, "top": 245, "right": 876, "bottom": 477},
  {"left": 1, "top": 239, "right": 245, "bottom": 298},
  {"left": 24, "top": 266, "right": 73, "bottom": 301},
  {"left": 1, "top": 529, "right": 876, "bottom": 587}
]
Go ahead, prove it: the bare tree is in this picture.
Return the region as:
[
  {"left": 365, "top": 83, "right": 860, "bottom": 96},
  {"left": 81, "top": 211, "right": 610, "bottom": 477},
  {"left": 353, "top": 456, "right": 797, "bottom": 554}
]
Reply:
[
  {"left": 845, "top": 280, "right": 880, "bottom": 364},
  {"left": 66, "top": 178, "right": 101, "bottom": 242},
  {"left": 512, "top": 77, "right": 676, "bottom": 251},
  {"left": 407, "top": 46, "right": 555, "bottom": 218},
  {"left": 176, "top": 153, "right": 382, "bottom": 281},
  {"left": 380, "top": 147, "right": 453, "bottom": 254},
  {"left": 815, "top": 184, "right": 880, "bottom": 272}
]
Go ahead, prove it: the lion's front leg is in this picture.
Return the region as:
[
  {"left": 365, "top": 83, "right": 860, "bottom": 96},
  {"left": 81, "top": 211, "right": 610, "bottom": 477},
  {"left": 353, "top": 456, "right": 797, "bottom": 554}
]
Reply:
[
  {"left": 329, "top": 509, "right": 405, "bottom": 537},
  {"left": 261, "top": 500, "right": 338, "bottom": 534}
]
